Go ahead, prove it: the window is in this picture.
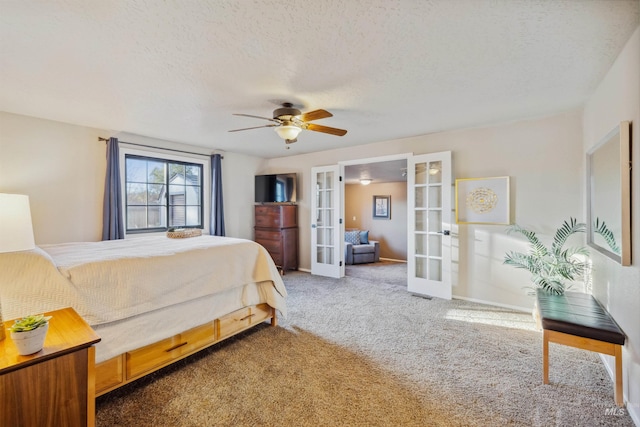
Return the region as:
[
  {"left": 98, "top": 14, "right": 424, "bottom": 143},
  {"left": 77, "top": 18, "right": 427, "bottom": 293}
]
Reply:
[{"left": 125, "top": 155, "right": 203, "bottom": 232}]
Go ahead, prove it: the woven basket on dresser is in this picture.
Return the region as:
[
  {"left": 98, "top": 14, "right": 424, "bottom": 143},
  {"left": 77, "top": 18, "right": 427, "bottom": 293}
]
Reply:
[{"left": 166, "top": 228, "right": 202, "bottom": 239}]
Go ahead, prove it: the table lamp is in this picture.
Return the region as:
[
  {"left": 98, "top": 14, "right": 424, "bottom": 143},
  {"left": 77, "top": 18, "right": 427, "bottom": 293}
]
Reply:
[{"left": 0, "top": 193, "right": 36, "bottom": 340}]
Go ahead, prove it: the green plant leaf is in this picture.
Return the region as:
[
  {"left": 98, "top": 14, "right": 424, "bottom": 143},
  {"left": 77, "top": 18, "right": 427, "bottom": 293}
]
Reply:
[
  {"left": 507, "top": 224, "right": 549, "bottom": 258},
  {"left": 593, "top": 217, "right": 621, "bottom": 254},
  {"left": 504, "top": 217, "right": 592, "bottom": 296},
  {"left": 9, "top": 314, "right": 52, "bottom": 332},
  {"left": 551, "top": 217, "right": 585, "bottom": 256}
]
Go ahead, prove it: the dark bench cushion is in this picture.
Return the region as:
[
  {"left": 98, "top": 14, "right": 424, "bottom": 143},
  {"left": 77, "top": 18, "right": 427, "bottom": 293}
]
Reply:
[{"left": 536, "top": 290, "right": 625, "bottom": 345}]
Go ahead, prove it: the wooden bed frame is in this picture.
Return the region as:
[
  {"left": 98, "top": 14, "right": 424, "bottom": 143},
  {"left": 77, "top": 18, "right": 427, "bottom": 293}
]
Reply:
[{"left": 95, "top": 303, "right": 277, "bottom": 396}]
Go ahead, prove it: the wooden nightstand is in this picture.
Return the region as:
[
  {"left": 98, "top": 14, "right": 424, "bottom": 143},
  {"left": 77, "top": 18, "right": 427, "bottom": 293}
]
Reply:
[{"left": 0, "top": 307, "right": 101, "bottom": 427}]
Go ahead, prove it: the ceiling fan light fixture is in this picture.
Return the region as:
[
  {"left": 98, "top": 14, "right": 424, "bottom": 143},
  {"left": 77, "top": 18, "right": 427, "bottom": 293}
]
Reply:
[
  {"left": 274, "top": 125, "right": 302, "bottom": 141},
  {"left": 360, "top": 179, "right": 372, "bottom": 186}
]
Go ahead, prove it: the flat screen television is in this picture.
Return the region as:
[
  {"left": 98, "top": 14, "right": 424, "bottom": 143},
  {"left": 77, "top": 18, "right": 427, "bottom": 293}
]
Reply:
[{"left": 255, "top": 173, "right": 297, "bottom": 203}]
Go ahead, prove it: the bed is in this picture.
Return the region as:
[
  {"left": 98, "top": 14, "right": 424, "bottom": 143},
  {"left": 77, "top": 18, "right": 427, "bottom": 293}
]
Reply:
[{"left": 0, "top": 235, "right": 287, "bottom": 395}]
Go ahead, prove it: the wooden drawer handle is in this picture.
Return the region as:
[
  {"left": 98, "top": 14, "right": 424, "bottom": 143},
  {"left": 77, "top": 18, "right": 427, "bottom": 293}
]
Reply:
[
  {"left": 240, "top": 314, "right": 256, "bottom": 321},
  {"left": 165, "top": 341, "right": 188, "bottom": 352}
]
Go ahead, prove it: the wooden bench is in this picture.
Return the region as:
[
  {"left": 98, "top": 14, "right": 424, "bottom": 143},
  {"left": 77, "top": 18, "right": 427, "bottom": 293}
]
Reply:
[{"left": 536, "top": 290, "right": 626, "bottom": 407}]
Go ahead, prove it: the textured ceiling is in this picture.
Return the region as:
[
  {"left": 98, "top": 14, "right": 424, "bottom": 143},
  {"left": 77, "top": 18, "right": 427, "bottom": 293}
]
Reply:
[{"left": 0, "top": 1, "right": 638, "bottom": 159}]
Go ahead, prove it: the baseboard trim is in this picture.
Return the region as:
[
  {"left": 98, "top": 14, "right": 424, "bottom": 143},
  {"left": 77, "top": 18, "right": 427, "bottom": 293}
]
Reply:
[
  {"left": 452, "top": 294, "right": 531, "bottom": 313},
  {"left": 297, "top": 267, "right": 311, "bottom": 273},
  {"left": 597, "top": 353, "right": 638, "bottom": 424},
  {"left": 629, "top": 399, "right": 640, "bottom": 426}
]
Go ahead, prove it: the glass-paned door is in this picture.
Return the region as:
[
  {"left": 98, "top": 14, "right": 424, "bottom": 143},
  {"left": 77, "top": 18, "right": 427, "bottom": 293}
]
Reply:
[
  {"left": 407, "top": 151, "right": 452, "bottom": 299},
  {"left": 311, "top": 165, "right": 341, "bottom": 278}
]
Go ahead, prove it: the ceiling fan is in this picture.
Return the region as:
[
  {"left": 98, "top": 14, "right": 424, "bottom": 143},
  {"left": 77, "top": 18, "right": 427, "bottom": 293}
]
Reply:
[{"left": 229, "top": 103, "right": 347, "bottom": 144}]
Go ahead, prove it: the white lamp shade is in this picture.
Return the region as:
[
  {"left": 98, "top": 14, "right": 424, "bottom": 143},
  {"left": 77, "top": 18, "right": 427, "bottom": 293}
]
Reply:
[
  {"left": 274, "top": 125, "right": 302, "bottom": 141},
  {"left": 0, "top": 193, "right": 35, "bottom": 253}
]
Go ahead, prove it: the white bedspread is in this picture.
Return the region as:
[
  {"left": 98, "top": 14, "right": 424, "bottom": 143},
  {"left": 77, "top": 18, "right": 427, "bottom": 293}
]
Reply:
[{"left": 0, "top": 235, "right": 286, "bottom": 325}]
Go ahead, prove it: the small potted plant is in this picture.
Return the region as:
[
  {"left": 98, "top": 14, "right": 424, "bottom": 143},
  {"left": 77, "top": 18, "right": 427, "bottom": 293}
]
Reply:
[{"left": 9, "top": 314, "right": 52, "bottom": 355}]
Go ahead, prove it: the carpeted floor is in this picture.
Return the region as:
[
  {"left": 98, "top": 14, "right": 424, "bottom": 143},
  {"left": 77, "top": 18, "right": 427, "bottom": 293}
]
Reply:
[
  {"left": 96, "top": 263, "right": 633, "bottom": 426},
  {"left": 345, "top": 259, "right": 407, "bottom": 287}
]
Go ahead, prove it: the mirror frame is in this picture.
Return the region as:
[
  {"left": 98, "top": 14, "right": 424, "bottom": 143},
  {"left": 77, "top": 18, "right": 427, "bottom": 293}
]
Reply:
[{"left": 586, "top": 121, "right": 631, "bottom": 266}]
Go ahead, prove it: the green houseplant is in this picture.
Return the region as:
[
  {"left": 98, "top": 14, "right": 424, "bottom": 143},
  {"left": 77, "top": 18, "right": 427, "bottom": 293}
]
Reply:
[
  {"left": 9, "top": 314, "right": 52, "bottom": 355},
  {"left": 503, "top": 217, "right": 618, "bottom": 295}
]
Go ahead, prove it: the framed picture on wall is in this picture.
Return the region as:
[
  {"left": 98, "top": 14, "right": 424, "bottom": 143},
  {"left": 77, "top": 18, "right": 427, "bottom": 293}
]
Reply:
[
  {"left": 373, "top": 195, "right": 391, "bottom": 219},
  {"left": 455, "top": 176, "right": 510, "bottom": 224}
]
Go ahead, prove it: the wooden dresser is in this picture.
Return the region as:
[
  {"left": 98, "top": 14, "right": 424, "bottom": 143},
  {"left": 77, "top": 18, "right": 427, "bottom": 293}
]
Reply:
[{"left": 254, "top": 204, "right": 298, "bottom": 273}]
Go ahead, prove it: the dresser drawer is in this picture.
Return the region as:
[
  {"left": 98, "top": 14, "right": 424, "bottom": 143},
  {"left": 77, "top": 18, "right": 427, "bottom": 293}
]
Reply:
[
  {"left": 125, "top": 322, "right": 217, "bottom": 379},
  {"left": 255, "top": 205, "right": 297, "bottom": 228},
  {"left": 95, "top": 355, "right": 124, "bottom": 394},
  {"left": 126, "top": 335, "right": 185, "bottom": 378},
  {"left": 218, "top": 307, "right": 252, "bottom": 339},
  {"left": 257, "top": 237, "right": 281, "bottom": 254},
  {"left": 251, "top": 303, "right": 273, "bottom": 324},
  {"left": 257, "top": 240, "right": 282, "bottom": 265},
  {"left": 255, "top": 213, "right": 280, "bottom": 228},
  {"left": 255, "top": 229, "right": 281, "bottom": 241},
  {"left": 217, "top": 304, "right": 272, "bottom": 340},
  {"left": 179, "top": 321, "right": 217, "bottom": 355}
]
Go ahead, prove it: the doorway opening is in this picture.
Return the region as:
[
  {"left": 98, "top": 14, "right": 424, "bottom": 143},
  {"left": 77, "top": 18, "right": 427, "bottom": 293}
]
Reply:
[{"left": 341, "top": 155, "right": 409, "bottom": 286}]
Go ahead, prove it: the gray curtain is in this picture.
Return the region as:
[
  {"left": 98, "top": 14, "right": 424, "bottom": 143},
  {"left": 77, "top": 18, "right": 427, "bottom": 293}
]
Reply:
[
  {"left": 210, "top": 154, "right": 225, "bottom": 236},
  {"left": 102, "top": 137, "right": 125, "bottom": 240}
]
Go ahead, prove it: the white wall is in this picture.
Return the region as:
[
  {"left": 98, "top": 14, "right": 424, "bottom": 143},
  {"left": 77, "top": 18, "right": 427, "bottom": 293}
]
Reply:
[
  {"left": 583, "top": 26, "right": 640, "bottom": 420},
  {"left": 219, "top": 150, "right": 266, "bottom": 240},
  {"left": 0, "top": 112, "right": 264, "bottom": 243},
  {"left": 265, "top": 110, "right": 585, "bottom": 310},
  {"left": 0, "top": 112, "right": 108, "bottom": 243}
]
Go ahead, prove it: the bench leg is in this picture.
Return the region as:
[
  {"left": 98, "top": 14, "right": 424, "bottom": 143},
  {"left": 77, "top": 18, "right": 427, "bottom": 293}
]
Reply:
[
  {"left": 543, "top": 328, "right": 624, "bottom": 406},
  {"left": 543, "top": 330, "right": 549, "bottom": 384},
  {"left": 615, "top": 344, "right": 623, "bottom": 407}
]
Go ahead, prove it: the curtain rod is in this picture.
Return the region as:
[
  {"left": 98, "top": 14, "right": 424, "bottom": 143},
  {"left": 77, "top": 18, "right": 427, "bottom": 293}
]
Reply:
[{"left": 98, "top": 137, "right": 223, "bottom": 159}]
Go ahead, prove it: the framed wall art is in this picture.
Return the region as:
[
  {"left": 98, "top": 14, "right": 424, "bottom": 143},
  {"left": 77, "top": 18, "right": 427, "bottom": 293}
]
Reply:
[
  {"left": 373, "top": 195, "right": 391, "bottom": 219},
  {"left": 455, "top": 176, "right": 510, "bottom": 225}
]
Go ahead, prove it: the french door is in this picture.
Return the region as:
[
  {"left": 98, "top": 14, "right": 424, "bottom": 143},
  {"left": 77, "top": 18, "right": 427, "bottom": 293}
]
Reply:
[
  {"left": 310, "top": 165, "right": 342, "bottom": 278},
  {"left": 407, "top": 152, "right": 452, "bottom": 299}
]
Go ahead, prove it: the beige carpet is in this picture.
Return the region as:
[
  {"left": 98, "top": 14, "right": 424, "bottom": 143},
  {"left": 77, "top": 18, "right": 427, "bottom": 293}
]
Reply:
[
  {"left": 345, "top": 259, "right": 407, "bottom": 287},
  {"left": 96, "top": 266, "right": 633, "bottom": 426}
]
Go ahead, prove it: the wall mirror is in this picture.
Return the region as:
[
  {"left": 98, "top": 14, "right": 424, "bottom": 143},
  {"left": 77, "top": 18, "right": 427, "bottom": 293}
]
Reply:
[{"left": 586, "top": 121, "right": 631, "bottom": 266}]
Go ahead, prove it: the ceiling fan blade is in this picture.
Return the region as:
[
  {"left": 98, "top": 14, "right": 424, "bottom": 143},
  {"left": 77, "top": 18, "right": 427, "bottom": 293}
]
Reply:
[
  {"left": 306, "top": 123, "right": 347, "bottom": 136},
  {"left": 233, "top": 113, "right": 281, "bottom": 123},
  {"left": 300, "top": 109, "right": 333, "bottom": 122},
  {"left": 228, "top": 124, "right": 278, "bottom": 132}
]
